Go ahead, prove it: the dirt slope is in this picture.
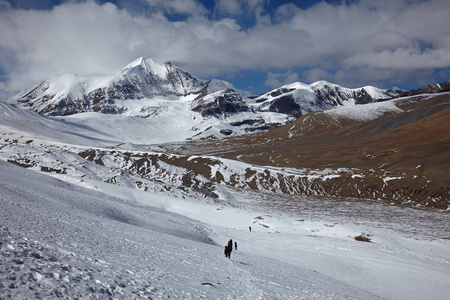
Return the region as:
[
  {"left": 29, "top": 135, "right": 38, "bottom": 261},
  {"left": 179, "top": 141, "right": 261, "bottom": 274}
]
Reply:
[{"left": 174, "top": 93, "right": 450, "bottom": 209}]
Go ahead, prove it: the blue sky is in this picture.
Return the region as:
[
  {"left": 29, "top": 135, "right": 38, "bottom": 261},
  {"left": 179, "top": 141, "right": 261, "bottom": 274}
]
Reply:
[{"left": 1, "top": 0, "right": 449, "bottom": 98}]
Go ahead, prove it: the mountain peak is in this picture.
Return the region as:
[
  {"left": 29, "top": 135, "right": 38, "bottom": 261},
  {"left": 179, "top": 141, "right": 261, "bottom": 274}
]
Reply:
[
  {"left": 310, "top": 80, "right": 337, "bottom": 89},
  {"left": 120, "top": 57, "right": 170, "bottom": 78},
  {"left": 121, "top": 56, "right": 148, "bottom": 70}
]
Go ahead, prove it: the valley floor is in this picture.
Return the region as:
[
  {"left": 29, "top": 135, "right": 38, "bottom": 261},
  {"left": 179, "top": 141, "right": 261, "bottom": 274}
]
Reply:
[{"left": 1, "top": 159, "right": 449, "bottom": 299}]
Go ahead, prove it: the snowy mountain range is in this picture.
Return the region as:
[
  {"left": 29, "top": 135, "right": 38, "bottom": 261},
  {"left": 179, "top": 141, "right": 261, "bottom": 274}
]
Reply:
[
  {"left": 6, "top": 57, "right": 231, "bottom": 116},
  {"left": 249, "top": 81, "right": 402, "bottom": 118},
  {"left": 6, "top": 57, "right": 403, "bottom": 139}
]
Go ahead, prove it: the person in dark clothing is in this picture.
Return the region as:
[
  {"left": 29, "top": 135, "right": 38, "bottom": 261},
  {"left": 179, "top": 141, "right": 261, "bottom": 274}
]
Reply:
[
  {"left": 234, "top": 241, "right": 237, "bottom": 250},
  {"left": 224, "top": 246, "right": 228, "bottom": 258},
  {"left": 226, "top": 239, "right": 233, "bottom": 258}
]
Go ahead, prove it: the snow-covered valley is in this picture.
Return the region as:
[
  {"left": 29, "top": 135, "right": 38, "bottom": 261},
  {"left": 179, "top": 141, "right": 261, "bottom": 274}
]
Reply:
[{"left": 1, "top": 155, "right": 449, "bottom": 299}]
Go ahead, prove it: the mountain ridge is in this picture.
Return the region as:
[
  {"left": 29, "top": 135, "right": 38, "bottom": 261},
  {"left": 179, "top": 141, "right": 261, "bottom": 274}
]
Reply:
[
  {"left": 6, "top": 57, "right": 402, "bottom": 120},
  {"left": 399, "top": 80, "right": 450, "bottom": 97}
]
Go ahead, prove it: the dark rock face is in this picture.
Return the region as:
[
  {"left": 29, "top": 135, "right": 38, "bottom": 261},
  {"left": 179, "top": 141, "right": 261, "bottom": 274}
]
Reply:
[
  {"left": 229, "top": 119, "right": 265, "bottom": 127},
  {"left": 440, "top": 80, "right": 450, "bottom": 92},
  {"left": 19, "top": 84, "right": 139, "bottom": 116},
  {"left": 16, "top": 82, "right": 49, "bottom": 108},
  {"left": 270, "top": 88, "right": 296, "bottom": 98},
  {"left": 354, "top": 88, "right": 374, "bottom": 105},
  {"left": 313, "top": 85, "right": 352, "bottom": 106},
  {"left": 400, "top": 81, "right": 450, "bottom": 97},
  {"left": 191, "top": 89, "right": 250, "bottom": 117},
  {"left": 268, "top": 95, "right": 302, "bottom": 117},
  {"left": 219, "top": 129, "right": 233, "bottom": 136}
]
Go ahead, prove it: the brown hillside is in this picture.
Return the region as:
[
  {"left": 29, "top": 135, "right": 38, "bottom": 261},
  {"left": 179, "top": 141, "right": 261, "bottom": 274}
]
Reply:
[{"left": 174, "top": 93, "right": 450, "bottom": 209}]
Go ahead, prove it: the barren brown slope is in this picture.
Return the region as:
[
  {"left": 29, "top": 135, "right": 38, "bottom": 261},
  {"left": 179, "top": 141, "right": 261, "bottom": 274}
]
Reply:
[{"left": 174, "top": 93, "right": 450, "bottom": 208}]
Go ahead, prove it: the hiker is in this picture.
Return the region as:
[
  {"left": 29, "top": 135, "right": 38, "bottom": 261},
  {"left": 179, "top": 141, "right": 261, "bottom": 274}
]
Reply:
[
  {"left": 249, "top": 226, "right": 251, "bottom": 232},
  {"left": 227, "top": 239, "right": 233, "bottom": 258},
  {"left": 224, "top": 244, "right": 231, "bottom": 259},
  {"left": 234, "top": 241, "right": 237, "bottom": 250}
]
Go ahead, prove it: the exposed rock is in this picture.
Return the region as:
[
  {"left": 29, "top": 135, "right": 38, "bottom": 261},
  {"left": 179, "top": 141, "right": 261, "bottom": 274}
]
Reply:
[
  {"left": 400, "top": 80, "right": 450, "bottom": 97},
  {"left": 354, "top": 88, "right": 375, "bottom": 105},
  {"left": 191, "top": 89, "right": 250, "bottom": 117},
  {"left": 268, "top": 95, "right": 302, "bottom": 117}
]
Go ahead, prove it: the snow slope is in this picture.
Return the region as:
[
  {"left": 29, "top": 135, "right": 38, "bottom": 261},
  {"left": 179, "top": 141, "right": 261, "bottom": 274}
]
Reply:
[
  {"left": 1, "top": 144, "right": 449, "bottom": 299},
  {"left": 1, "top": 160, "right": 385, "bottom": 299},
  {"left": 0, "top": 99, "right": 288, "bottom": 145},
  {"left": 323, "top": 99, "right": 404, "bottom": 121}
]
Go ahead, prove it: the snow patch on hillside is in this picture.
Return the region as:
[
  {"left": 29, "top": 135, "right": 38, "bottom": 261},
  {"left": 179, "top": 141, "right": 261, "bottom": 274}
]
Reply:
[{"left": 323, "top": 99, "right": 404, "bottom": 121}]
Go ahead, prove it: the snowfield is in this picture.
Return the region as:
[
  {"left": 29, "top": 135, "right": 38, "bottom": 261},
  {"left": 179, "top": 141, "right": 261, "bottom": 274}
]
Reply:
[
  {"left": 2, "top": 160, "right": 384, "bottom": 299},
  {"left": 1, "top": 159, "right": 449, "bottom": 299},
  {"left": 323, "top": 100, "right": 404, "bottom": 121}
]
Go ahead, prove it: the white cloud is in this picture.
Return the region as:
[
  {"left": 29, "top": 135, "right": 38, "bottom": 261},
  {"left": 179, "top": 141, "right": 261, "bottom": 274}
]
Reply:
[
  {"left": 302, "top": 68, "right": 334, "bottom": 84},
  {"left": 0, "top": 0, "right": 11, "bottom": 9},
  {"left": 264, "top": 73, "right": 283, "bottom": 89},
  {"left": 264, "top": 71, "right": 300, "bottom": 89},
  {"left": 215, "top": 0, "right": 242, "bottom": 16},
  {"left": 214, "top": 0, "right": 270, "bottom": 24},
  {"left": 143, "top": 0, "right": 207, "bottom": 16},
  {"left": 0, "top": 0, "right": 449, "bottom": 99},
  {"left": 276, "top": 0, "right": 450, "bottom": 84}
]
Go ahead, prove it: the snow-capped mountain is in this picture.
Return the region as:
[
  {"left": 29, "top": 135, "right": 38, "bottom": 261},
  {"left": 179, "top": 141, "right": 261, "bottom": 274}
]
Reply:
[
  {"left": 8, "top": 57, "right": 402, "bottom": 119},
  {"left": 6, "top": 57, "right": 231, "bottom": 116},
  {"left": 119, "top": 57, "right": 207, "bottom": 97},
  {"left": 5, "top": 57, "right": 405, "bottom": 140},
  {"left": 251, "top": 81, "right": 403, "bottom": 117}
]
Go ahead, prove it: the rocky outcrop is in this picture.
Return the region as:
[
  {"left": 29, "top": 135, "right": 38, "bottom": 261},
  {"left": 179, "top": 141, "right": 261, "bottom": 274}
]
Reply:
[
  {"left": 400, "top": 80, "right": 450, "bottom": 97},
  {"left": 267, "top": 95, "right": 302, "bottom": 117},
  {"left": 191, "top": 89, "right": 250, "bottom": 117}
]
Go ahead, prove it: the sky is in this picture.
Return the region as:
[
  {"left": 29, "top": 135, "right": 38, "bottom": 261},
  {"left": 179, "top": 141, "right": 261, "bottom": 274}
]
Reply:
[{"left": 0, "top": 0, "right": 449, "bottom": 99}]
